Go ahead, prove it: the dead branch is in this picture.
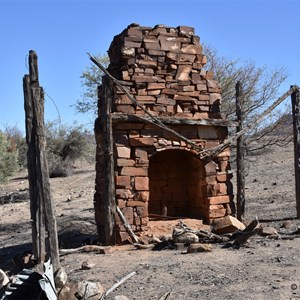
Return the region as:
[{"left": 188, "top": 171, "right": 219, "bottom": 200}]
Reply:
[
  {"left": 116, "top": 206, "right": 140, "bottom": 244},
  {"left": 99, "top": 271, "right": 136, "bottom": 299}
]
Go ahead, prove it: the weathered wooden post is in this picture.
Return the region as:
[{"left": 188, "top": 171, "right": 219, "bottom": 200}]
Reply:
[
  {"left": 236, "top": 81, "right": 245, "bottom": 222},
  {"left": 291, "top": 86, "right": 300, "bottom": 218},
  {"left": 101, "top": 76, "right": 116, "bottom": 244},
  {"left": 23, "top": 50, "right": 61, "bottom": 272}
]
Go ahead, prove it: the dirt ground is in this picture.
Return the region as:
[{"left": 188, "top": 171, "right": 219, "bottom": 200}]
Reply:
[{"left": 1, "top": 144, "right": 300, "bottom": 300}]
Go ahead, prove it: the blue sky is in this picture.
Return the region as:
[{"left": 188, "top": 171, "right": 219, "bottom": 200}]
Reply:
[{"left": 0, "top": 0, "right": 299, "bottom": 133}]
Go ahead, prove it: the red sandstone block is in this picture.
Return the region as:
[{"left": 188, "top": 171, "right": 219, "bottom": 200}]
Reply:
[
  {"left": 137, "top": 206, "right": 148, "bottom": 218},
  {"left": 159, "top": 37, "right": 181, "bottom": 51},
  {"left": 132, "top": 75, "right": 158, "bottom": 83},
  {"left": 144, "top": 41, "right": 161, "bottom": 50},
  {"left": 206, "top": 71, "right": 214, "bottom": 79},
  {"left": 135, "top": 95, "right": 156, "bottom": 103},
  {"left": 156, "top": 96, "right": 176, "bottom": 106},
  {"left": 198, "top": 94, "right": 210, "bottom": 101},
  {"left": 135, "top": 148, "right": 148, "bottom": 159},
  {"left": 162, "top": 88, "right": 177, "bottom": 95},
  {"left": 148, "top": 89, "right": 161, "bottom": 96},
  {"left": 178, "top": 91, "right": 200, "bottom": 97},
  {"left": 177, "top": 26, "right": 195, "bottom": 36},
  {"left": 178, "top": 53, "right": 196, "bottom": 63},
  {"left": 117, "top": 159, "right": 135, "bottom": 167},
  {"left": 127, "top": 27, "right": 143, "bottom": 36},
  {"left": 135, "top": 176, "right": 149, "bottom": 190},
  {"left": 147, "top": 82, "right": 166, "bottom": 90},
  {"left": 124, "top": 40, "right": 142, "bottom": 48},
  {"left": 130, "top": 137, "right": 157, "bottom": 147},
  {"left": 219, "top": 160, "right": 229, "bottom": 172},
  {"left": 137, "top": 60, "right": 158, "bottom": 68},
  {"left": 207, "top": 195, "right": 230, "bottom": 205},
  {"left": 166, "top": 52, "right": 178, "bottom": 61},
  {"left": 127, "top": 200, "right": 146, "bottom": 207},
  {"left": 117, "top": 199, "right": 126, "bottom": 209},
  {"left": 134, "top": 191, "right": 149, "bottom": 202},
  {"left": 182, "top": 85, "right": 195, "bottom": 92},
  {"left": 209, "top": 208, "right": 226, "bottom": 219},
  {"left": 191, "top": 73, "right": 201, "bottom": 84},
  {"left": 115, "top": 176, "right": 131, "bottom": 189},
  {"left": 217, "top": 172, "right": 227, "bottom": 182},
  {"left": 117, "top": 146, "right": 131, "bottom": 158},
  {"left": 116, "top": 105, "right": 135, "bottom": 114},
  {"left": 121, "top": 167, "right": 148, "bottom": 176},
  {"left": 175, "top": 65, "right": 192, "bottom": 81},
  {"left": 122, "top": 206, "right": 134, "bottom": 223},
  {"left": 196, "top": 83, "right": 207, "bottom": 91},
  {"left": 180, "top": 44, "right": 202, "bottom": 55},
  {"left": 148, "top": 49, "right": 166, "bottom": 56},
  {"left": 116, "top": 189, "right": 132, "bottom": 199}
]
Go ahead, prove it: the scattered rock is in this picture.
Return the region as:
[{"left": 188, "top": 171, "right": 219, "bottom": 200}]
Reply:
[
  {"left": 172, "top": 230, "right": 199, "bottom": 244},
  {"left": 173, "top": 243, "right": 186, "bottom": 251},
  {"left": 0, "top": 269, "right": 9, "bottom": 289},
  {"left": 259, "top": 226, "right": 278, "bottom": 236},
  {"left": 81, "top": 260, "right": 96, "bottom": 270},
  {"left": 114, "top": 296, "right": 129, "bottom": 300},
  {"left": 280, "top": 221, "right": 292, "bottom": 229},
  {"left": 211, "top": 216, "right": 245, "bottom": 235},
  {"left": 55, "top": 267, "right": 68, "bottom": 289},
  {"left": 186, "top": 243, "right": 213, "bottom": 253},
  {"left": 58, "top": 283, "right": 78, "bottom": 300},
  {"left": 77, "top": 281, "right": 104, "bottom": 300}
]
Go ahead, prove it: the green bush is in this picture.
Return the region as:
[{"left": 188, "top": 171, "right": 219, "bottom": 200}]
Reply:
[
  {"left": 45, "top": 121, "right": 95, "bottom": 178},
  {"left": 0, "top": 130, "right": 19, "bottom": 182}
]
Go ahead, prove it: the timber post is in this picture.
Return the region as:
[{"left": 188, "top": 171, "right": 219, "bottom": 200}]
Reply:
[
  {"left": 291, "top": 86, "right": 300, "bottom": 218},
  {"left": 102, "top": 76, "right": 116, "bottom": 244},
  {"left": 23, "top": 50, "right": 61, "bottom": 272},
  {"left": 236, "top": 81, "right": 245, "bottom": 222}
]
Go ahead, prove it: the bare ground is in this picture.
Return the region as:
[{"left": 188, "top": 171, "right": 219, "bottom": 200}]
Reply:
[{"left": 1, "top": 144, "right": 300, "bottom": 300}]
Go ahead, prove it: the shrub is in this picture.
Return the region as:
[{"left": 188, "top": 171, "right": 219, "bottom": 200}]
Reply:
[
  {"left": 45, "top": 121, "right": 95, "bottom": 178},
  {"left": 0, "top": 131, "right": 19, "bottom": 182}
]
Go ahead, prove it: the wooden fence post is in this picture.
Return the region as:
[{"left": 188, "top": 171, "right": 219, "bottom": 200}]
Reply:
[
  {"left": 291, "top": 86, "right": 300, "bottom": 218},
  {"left": 236, "top": 81, "right": 245, "bottom": 222},
  {"left": 23, "top": 50, "right": 61, "bottom": 272},
  {"left": 102, "top": 76, "right": 116, "bottom": 245}
]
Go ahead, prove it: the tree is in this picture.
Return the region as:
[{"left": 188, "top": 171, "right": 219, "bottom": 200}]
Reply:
[
  {"left": 203, "top": 44, "right": 289, "bottom": 154},
  {"left": 0, "top": 130, "right": 19, "bottom": 182},
  {"left": 74, "top": 54, "right": 109, "bottom": 117}
]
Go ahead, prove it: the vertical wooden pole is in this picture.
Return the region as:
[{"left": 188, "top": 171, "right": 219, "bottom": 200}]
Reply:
[
  {"left": 291, "top": 86, "right": 300, "bottom": 218},
  {"left": 24, "top": 50, "right": 61, "bottom": 272},
  {"left": 102, "top": 76, "right": 116, "bottom": 245},
  {"left": 236, "top": 81, "right": 245, "bottom": 222}
]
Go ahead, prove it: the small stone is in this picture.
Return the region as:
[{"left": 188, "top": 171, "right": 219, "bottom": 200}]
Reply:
[
  {"left": 55, "top": 267, "right": 68, "bottom": 289},
  {"left": 280, "top": 221, "right": 292, "bottom": 229},
  {"left": 186, "top": 243, "right": 213, "bottom": 253},
  {"left": 81, "top": 260, "right": 96, "bottom": 270},
  {"left": 211, "top": 216, "right": 245, "bottom": 234},
  {"left": 0, "top": 269, "right": 9, "bottom": 289},
  {"left": 172, "top": 229, "right": 199, "bottom": 244},
  {"left": 114, "top": 295, "right": 129, "bottom": 300},
  {"left": 77, "top": 281, "right": 104, "bottom": 300},
  {"left": 259, "top": 226, "right": 278, "bottom": 236}
]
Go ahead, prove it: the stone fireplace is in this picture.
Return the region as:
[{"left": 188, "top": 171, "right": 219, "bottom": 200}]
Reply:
[{"left": 94, "top": 24, "right": 234, "bottom": 244}]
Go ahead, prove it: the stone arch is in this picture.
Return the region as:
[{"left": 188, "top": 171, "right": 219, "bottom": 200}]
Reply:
[{"left": 148, "top": 149, "right": 207, "bottom": 220}]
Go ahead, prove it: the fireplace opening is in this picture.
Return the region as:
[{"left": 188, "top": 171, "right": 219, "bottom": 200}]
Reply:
[{"left": 149, "top": 150, "right": 206, "bottom": 220}]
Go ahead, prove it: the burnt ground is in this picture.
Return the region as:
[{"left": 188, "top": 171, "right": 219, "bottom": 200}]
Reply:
[{"left": 1, "top": 144, "right": 300, "bottom": 299}]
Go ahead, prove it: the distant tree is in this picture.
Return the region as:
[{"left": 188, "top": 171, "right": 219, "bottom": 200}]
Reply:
[
  {"left": 203, "top": 44, "right": 290, "bottom": 154},
  {"left": 0, "top": 130, "right": 19, "bottom": 182},
  {"left": 74, "top": 54, "right": 109, "bottom": 116}
]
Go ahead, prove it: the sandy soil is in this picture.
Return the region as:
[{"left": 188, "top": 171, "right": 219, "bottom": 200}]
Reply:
[{"left": 1, "top": 144, "right": 300, "bottom": 300}]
